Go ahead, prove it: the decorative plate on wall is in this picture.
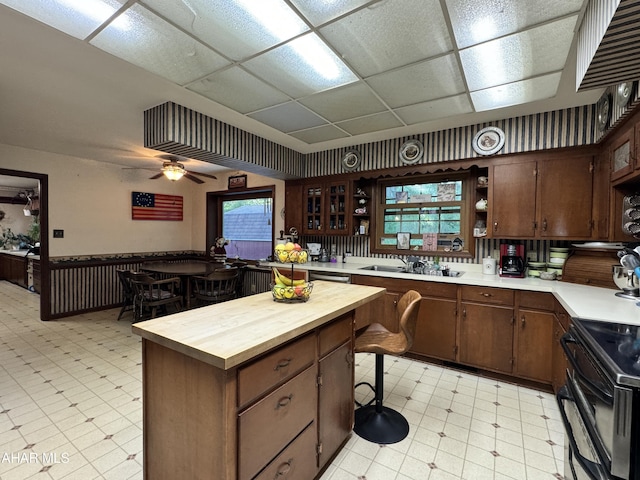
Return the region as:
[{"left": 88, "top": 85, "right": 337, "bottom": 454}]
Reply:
[
  {"left": 616, "top": 82, "right": 633, "bottom": 110},
  {"left": 597, "top": 93, "right": 611, "bottom": 132},
  {"left": 399, "top": 139, "right": 424, "bottom": 165},
  {"left": 341, "top": 149, "right": 361, "bottom": 171},
  {"left": 472, "top": 127, "right": 505, "bottom": 156}
]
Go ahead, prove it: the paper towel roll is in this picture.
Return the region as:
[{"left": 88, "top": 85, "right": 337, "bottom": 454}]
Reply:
[{"left": 482, "top": 257, "right": 497, "bottom": 275}]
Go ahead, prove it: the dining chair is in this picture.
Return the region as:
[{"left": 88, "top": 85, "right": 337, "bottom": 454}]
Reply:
[
  {"left": 130, "top": 272, "right": 183, "bottom": 322},
  {"left": 191, "top": 268, "right": 239, "bottom": 306},
  {"left": 116, "top": 269, "right": 135, "bottom": 321}
]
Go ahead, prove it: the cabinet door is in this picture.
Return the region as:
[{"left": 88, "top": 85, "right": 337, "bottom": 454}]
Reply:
[
  {"left": 353, "top": 291, "right": 399, "bottom": 332},
  {"left": 513, "top": 309, "right": 553, "bottom": 383},
  {"left": 489, "top": 161, "right": 537, "bottom": 237},
  {"left": 552, "top": 319, "right": 568, "bottom": 393},
  {"left": 318, "top": 342, "right": 353, "bottom": 470},
  {"left": 409, "top": 297, "right": 457, "bottom": 361},
  {"left": 325, "top": 181, "right": 350, "bottom": 235},
  {"left": 610, "top": 125, "right": 635, "bottom": 180},
  {"left": 459, "top": 303, "right": 514, "bottom": 374},
  {"left": 537, "top": 156, "right": 593, "bottom": 238},
  {"left": 284, "top": 182, "right": 304, "bottom": 234},
  {"left": 303, "top": 184, "right": 324, "bottom": 234}
]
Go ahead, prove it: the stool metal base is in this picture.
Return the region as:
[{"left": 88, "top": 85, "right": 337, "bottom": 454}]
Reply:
[{"left": 354, "top": 404, "right": 409, "bottom": 444}]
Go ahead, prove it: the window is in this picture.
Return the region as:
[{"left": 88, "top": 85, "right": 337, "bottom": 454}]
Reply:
[
  {"left": 207, "top": 187, "right": 275, "bottom": 261},
  {"left": 375, "top": 173, "right": 471, "bottom": 255}
]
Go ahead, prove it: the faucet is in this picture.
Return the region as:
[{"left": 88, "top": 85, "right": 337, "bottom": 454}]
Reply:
[{"left": 395, "top": 255, "right": 411, "bottom": 272}]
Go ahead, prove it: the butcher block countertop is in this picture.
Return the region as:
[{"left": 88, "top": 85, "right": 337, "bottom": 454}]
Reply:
[{"left": 132, "top": 280, "right": 385, "bottom": 370}]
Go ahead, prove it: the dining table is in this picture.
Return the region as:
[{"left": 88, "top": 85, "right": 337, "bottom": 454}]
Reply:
[{"left": 141, "top": 260, "right": 228, "bottom": 309}]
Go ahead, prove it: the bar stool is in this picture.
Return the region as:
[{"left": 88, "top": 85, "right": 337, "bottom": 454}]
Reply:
[{"left": 354, "top": 290, "right": 421, "bottom": 444}]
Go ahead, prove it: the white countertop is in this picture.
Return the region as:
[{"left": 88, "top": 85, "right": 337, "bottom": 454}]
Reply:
[{"left": 263, "top": 256, "right": 640, "bottom": 326}]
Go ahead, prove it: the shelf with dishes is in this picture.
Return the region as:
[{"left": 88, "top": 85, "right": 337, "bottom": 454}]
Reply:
[{"left": 473, "top": 172, "right": 489, "bottom": 237}]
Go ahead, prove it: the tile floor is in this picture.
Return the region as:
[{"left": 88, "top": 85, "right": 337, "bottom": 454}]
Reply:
[{"left": 0, "top": 281, "right": 565, "bottom": 479}]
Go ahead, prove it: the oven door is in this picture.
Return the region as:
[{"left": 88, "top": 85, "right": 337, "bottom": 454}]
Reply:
[
  {"left": 557, "top": 382, "right": 611, "bottom": 479},
  {"left": 562, "top": 329, "right": 634, "bottom": 480}
]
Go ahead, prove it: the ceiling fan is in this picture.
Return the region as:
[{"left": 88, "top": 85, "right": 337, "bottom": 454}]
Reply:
[{"left": 128, "top": 155, "right": 218, "bottom": 184}]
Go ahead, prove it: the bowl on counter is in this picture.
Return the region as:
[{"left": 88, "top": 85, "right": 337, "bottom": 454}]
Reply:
[{"left": 540, "top": 271, "right": 557, "bottom": 280}]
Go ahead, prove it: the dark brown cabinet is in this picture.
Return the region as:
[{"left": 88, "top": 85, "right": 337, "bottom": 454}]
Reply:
[
  {"left": 0, "top": 253, "right": 28, "bottom": 288},
  {"left": 301, "top": 180, "right": 351, "bottom": 235},
  {"left": 489, "top": 154, "right": 595, "bottom": 239},
  {"left": 352, "top": 275, "right": 400, "bottom": 333},
  {"left": 513, "top": 292, "right": 554, "bottom": 383}
]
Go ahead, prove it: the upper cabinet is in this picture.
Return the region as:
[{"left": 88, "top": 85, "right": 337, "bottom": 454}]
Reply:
[
  {"left": 488, "top": 152, "right": 597, "bottom": 239},
  {"left": 302, "top": 180, "right": 351, "bottom": 235}
]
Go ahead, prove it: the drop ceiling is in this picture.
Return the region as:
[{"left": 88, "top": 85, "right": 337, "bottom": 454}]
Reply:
[{"left": 0, "top": 0, "right": 605, "bottom": 174}]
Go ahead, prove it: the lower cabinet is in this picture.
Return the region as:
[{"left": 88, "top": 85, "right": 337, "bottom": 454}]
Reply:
[
  {"left": 552, "top": 301, "right": 571, "bottom": 393},
  {"left": 237, "top": 313, "right": 354, "bottom": 480},
  {"left": 351, "top": 276, "right": 558, "bottom": 387},
  {"left": 513, "top": 291, "right": 554, "bottom": 383},
  {"left": 0, "top": 253, "right": 27, "bottom": 288}
]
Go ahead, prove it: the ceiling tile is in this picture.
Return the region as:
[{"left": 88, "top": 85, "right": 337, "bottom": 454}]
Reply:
[
  {"left": 319, "top": 0, "right": 453, "bottom": 77},
  {"left": 298, "top": 81, "right": 387, "bottom": 122},
  {"left": 471, "top": 72, "right": 562, "bottom": 111},
  {"left": 395, "top": 94, "right": 474, "bottom": 125},
  {"left": 90, "top": 4, "right": 230, "bottom": 85},
  {"left": 290, "top": 0, "right": 371, "bottom": 26},
  {"left": 460, "top": 15, "right": 578, "bottom": 91},
  {"left": 289, "top": 125, "right": 350, "bottom": 144},
  {"left": 241, "top": 32, "right": 358, "bottom": 98},
  {"left": 367, "top": 54, "right": 465, "bottom": 108},
  {"left": 142, "top": 0, "right": 309, "bottom": 61},
  {"left": 0, "top": 0, "right": 127, "bottom": 40},
  {"left": 336, "top": 112, "right": 403, "bottom": 136},
  {"left": 446, "top": 0, "right": 585, "bottom": 49},
  {"left": 188, "top": 67, "right": 291, "bottom": 114},
  {"left": 248, "top": 102, "right": 327, "bottom": 133}
]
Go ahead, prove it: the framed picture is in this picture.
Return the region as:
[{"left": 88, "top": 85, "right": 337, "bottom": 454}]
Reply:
[
  {"left": 228, "top": 174, "right": 247, "bottom": 189},
  {"left": 396, "top": 232, "right": 411, "bottom": 250},
  {"left": 395, "top": 191, "right": 408, "bottom": 203}
]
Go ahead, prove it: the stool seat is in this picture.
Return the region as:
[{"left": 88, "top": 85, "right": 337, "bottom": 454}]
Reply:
[{"left": 354, "top": 290, "right": 421, "bottom": 444}]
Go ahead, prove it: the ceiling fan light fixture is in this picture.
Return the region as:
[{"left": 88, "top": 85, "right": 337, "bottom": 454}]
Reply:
[{"left": 162, "top": 162, "right": 186, "bottom": 181}]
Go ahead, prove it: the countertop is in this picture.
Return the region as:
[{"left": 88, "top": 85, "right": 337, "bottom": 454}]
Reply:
[
  {"left": 0, "top": 249, "right": 40, "bottom": 260},
  {"left": 132, "top": 281, "right": 385, "bottom": 370},
  {"left": 263, "top": 256, "right": 640, "bottom": 326}
]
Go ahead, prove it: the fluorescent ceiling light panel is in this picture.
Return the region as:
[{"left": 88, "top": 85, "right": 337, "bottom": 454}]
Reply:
[
  {"left": 470, "top": 72, "right": 562, "bottom": 111},
  {"left": 0, "top": 0, "right": 127, "bottom": 39}
]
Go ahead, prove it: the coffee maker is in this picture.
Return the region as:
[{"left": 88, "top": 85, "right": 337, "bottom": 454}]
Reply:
[{"left": 499, "top": 244, "right": 525, "bottom": 278}]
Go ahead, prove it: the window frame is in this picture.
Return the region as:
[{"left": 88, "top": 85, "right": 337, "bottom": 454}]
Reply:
[
  {"left": 206, "top": 185, "right": 276, "bottom": 260},
  {"left": 371, "top": 172, "right": 475, "bottom": 258}
]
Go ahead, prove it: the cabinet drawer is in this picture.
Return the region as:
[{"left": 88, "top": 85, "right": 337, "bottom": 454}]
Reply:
[
  {"left": 253, "top": 422, "right": 318, "bottom": 480},
  {"left": 519, "top": 291, "right": 555, "bottom": 311},
  {"left": 238, "top": 365, "right": 317, "bottom": 480},
  {"left": 319, "top": 314, "right": 352, "bottom": 358},
  {"left": 461, "top": 285, "right": 514, "bottom": 306},
  {"left": 412, "top": 281, "right": 457, "bottom": 299},
  {"left": 238, "top": 334, "right": 315, "bottom": 408}
]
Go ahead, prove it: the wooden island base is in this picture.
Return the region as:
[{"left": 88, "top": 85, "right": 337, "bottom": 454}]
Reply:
[{"left": 133, "top": 281, "right": 385, "bottom": 480}]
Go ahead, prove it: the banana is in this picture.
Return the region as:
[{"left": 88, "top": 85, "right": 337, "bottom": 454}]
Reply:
[{"left": 273, "top": 268, "right": 306, "bottom": 286}]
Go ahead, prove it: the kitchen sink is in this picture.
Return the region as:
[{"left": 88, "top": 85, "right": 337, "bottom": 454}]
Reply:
[
  {"left": 359, "top": 265, "right": 464, "bottom": 277},
  {"left": 359, "top": 265, "right": 408, "bottom": 273}
]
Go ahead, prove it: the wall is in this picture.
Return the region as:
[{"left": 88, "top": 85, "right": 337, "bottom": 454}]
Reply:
[{"left": 0, "top": 143, "right": 283, "bottom": 258}]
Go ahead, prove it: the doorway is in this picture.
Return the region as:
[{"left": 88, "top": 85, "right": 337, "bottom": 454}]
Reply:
[{"left": 0, "top": 168, "right": 49, "bottom": 320}]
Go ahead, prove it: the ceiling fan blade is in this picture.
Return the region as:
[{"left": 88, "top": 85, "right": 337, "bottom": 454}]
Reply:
[
  {"left": 190, "top": 171, "right": 217, "bottom": 180},
  {"left": 149, "top": 173, "right": 164, "bottom": 179},
  {"left": 184, "top": 173, "right": 205, "bottom": 184}
]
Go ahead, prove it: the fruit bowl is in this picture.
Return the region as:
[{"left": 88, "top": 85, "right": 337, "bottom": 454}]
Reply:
[
  {"left": 271, "top": 282, "right": 313, "bottom": 302},
  {"left": 274, "top": 244, "right": 309, "bottom": 263}
]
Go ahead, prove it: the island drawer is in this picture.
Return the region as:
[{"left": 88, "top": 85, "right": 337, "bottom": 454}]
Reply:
[
  {"left": 237, "top": 333, "right": 315, "bottom": 408},
  {"left": 319, "top": 314, "right": 352, "bottom": 358},
  {"left": 461, "top": 285, "right": 514, "bottom": 306},
  {"left": 253, "top": 422, "right": 318, "bottom": 480},
  {"left": 238, "top": 365, "right": 317, "bottom": 480}
]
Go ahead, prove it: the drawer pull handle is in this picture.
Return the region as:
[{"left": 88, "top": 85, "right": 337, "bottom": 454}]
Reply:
[
  {"left": 275, "top": 459, "right": 293, "bottom": 477},
  {"left": 481, "top": 292, "right": 492, "bottom": 297},
  {"left": 276, "top": 394, "right": 293, "bottom": 409},
  {"left": 274, "top": 358, "right": 292, "bottom": 371}
]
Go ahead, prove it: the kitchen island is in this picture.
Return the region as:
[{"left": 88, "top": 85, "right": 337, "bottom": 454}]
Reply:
[{"left": 132, "top": 280, "right": 385, "bottom": 480}]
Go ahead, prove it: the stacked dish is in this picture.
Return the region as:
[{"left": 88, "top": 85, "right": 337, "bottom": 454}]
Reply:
[
  {"left": 527, "top": 261, "right": 546, "bottom": 277},
  {"left": 547, "top": 247, "right": 569, "bottom": 278}
]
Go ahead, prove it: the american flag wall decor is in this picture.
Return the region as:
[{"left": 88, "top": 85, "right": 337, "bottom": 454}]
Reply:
[{"left": 131, "top": 192, "right": 183, "bottom": 221}]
